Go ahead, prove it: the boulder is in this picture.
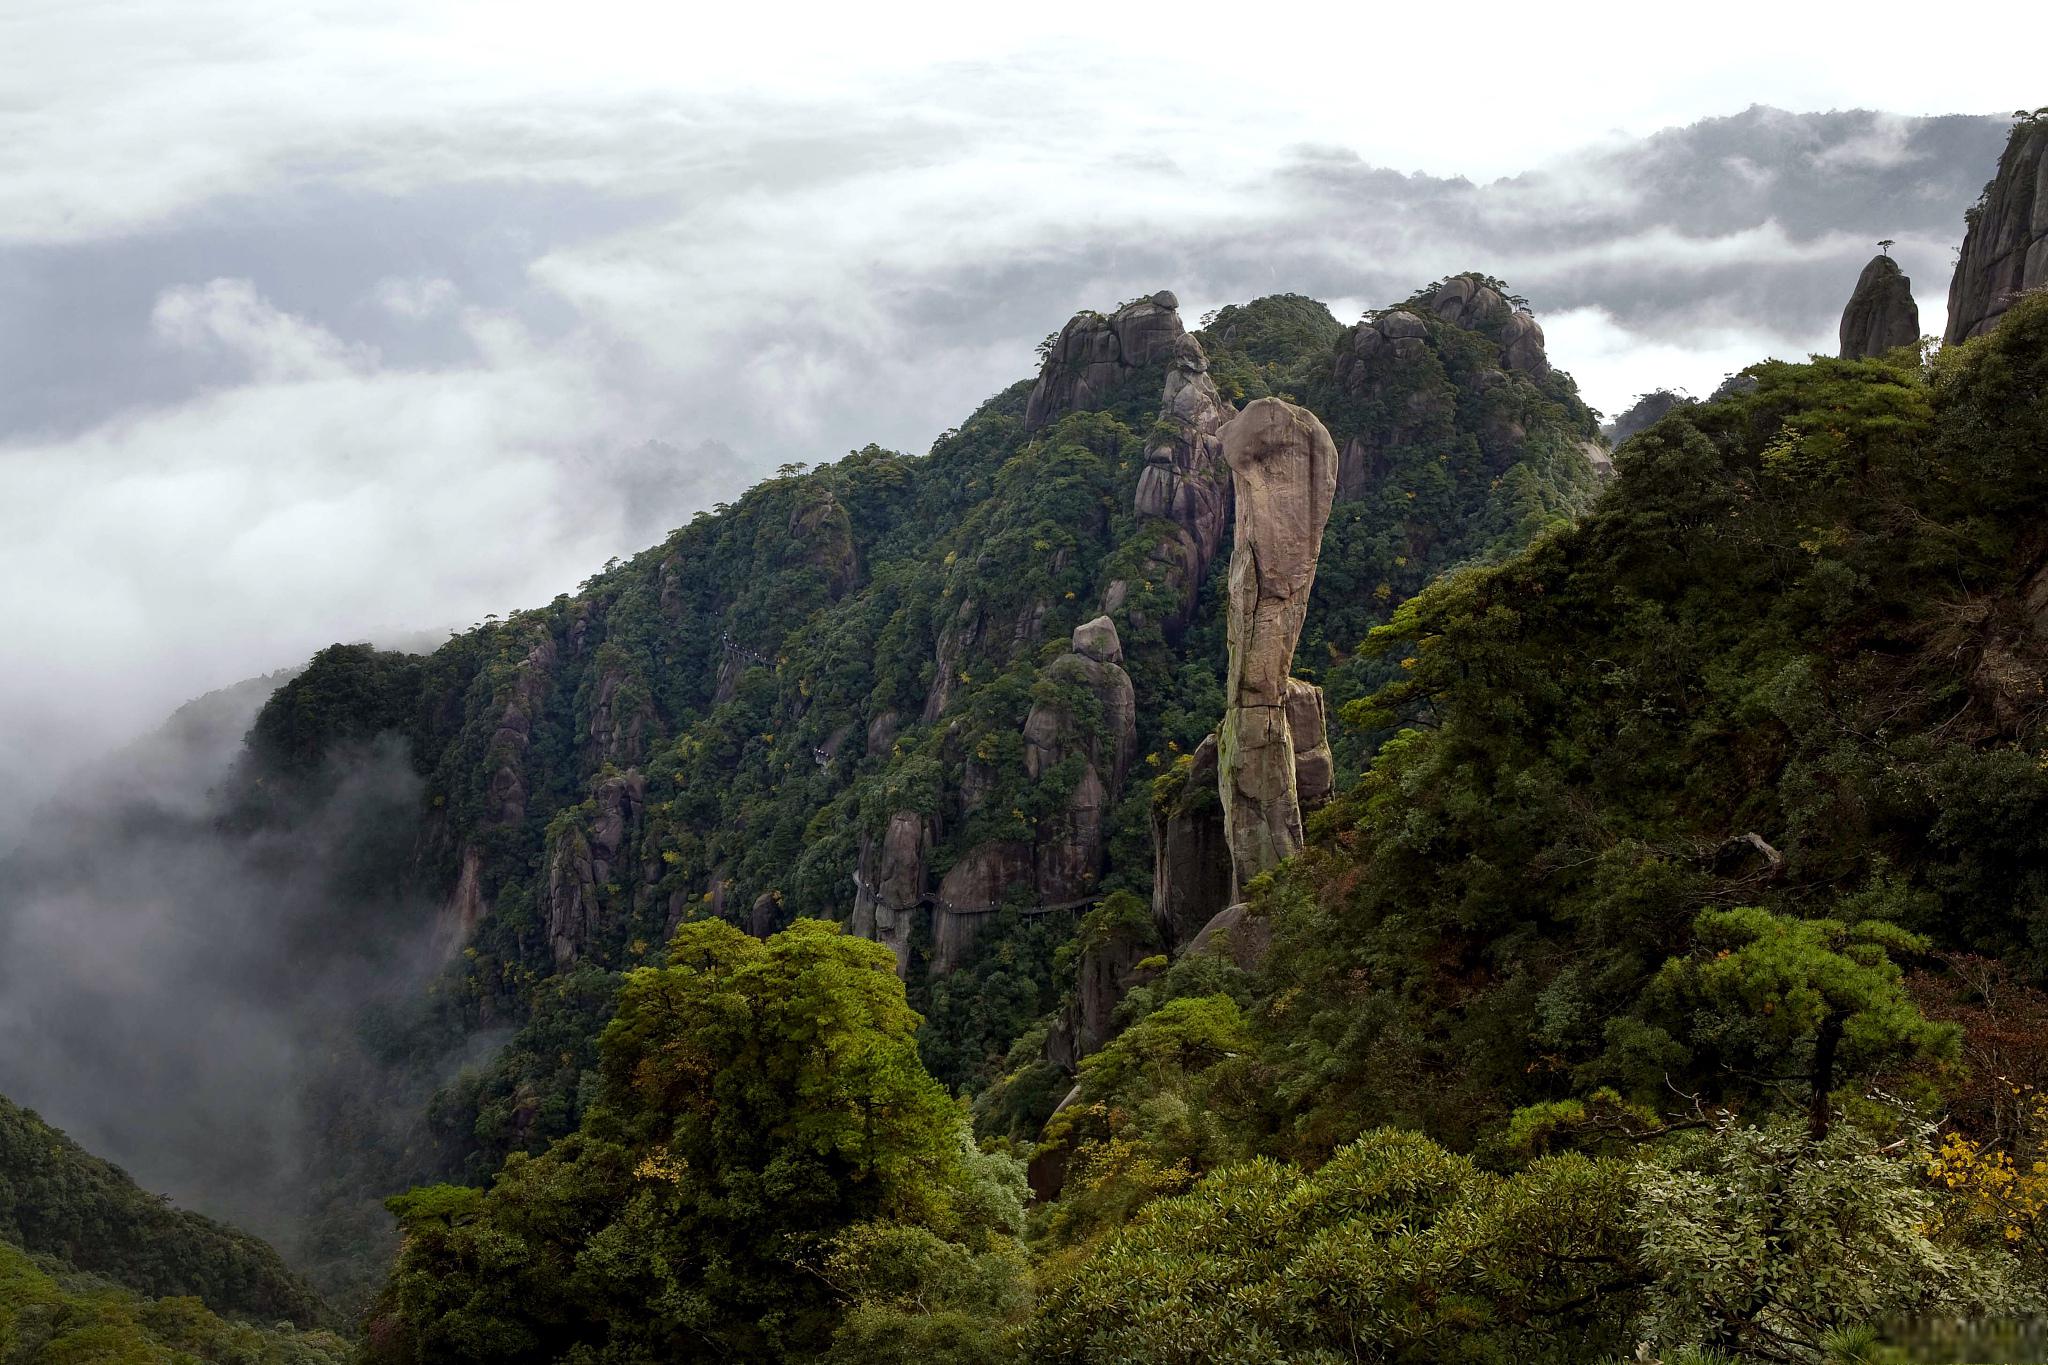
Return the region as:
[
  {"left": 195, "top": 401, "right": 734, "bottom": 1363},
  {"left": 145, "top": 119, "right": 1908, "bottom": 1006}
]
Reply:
[
  {"left": 1184, "top": 902, "right": 1273, "bottom": 973},
  {"left": 1838, "top": 254, "right": 1920, "bottom": 358},
  {"left": 1946, "top": 119, "right": 2048, "bottom": 344},
  {"left": 1024, "top": 291, "right": 1186, "bottom": 430},
  {"left": 1285, "top": 678, "right": 1334, "bottom": 813},
  {"left": 1216, "top": 399, "right": 1337, "bottom": 892}
]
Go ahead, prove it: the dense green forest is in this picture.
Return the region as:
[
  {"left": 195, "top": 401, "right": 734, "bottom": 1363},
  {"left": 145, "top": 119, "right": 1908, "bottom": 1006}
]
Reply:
[
  {"left": 0, "top": 1097, "right": 350, "bottom": 1362},
  {"left": 347, "top": 286, "right": 2048, "bottom": 1364}
]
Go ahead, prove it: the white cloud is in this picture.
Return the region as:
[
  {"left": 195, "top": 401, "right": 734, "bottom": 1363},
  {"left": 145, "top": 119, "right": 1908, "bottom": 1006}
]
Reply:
[
  {"left": 0, "top": 3, "right": 2031, "bottom": 837},
  {"left": 372, "top": 275, "right": 459, "bottom": 321},
  {"left": 153, "top": 278, "right": 378, "bottom": 380}
]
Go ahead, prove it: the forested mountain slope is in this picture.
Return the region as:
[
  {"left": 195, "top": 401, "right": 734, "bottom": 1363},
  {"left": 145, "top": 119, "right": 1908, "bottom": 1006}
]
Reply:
[
  {"left": 232, "top": 274, "right": 1601, "bottom": 1250},
  {"left": 365, "top": 290, "right": 2048, "bottom": 1364},
  {"left": 0, "top": 1093, "right": 351, "bottom": 1362}
]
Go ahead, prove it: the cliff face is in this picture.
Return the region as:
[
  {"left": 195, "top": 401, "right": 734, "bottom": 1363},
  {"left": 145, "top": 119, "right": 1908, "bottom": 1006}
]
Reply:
[
  {"left": 1947, "top": 119, "right": 2048, "bottom": 344},
  {"left": 1839, "top": 254, "right": 1919, "bottom": 358}
]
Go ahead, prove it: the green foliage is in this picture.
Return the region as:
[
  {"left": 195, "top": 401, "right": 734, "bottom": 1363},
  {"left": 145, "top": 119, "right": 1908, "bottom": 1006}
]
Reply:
[
  {"left": 1231, "top": 298, "right": 2048, "bottom": 1155},
  {"left": 371, "top": 919, "right": 1026, "bottom": 1363},
  {"left": 0, "top": 1241, "right": 351, "bottom": 1365},
  {"left": 1032, "top": 1127, "right": 1639, "bottom": 1364},
  {"left": 0, "top": 1094, "right": 333, "bottom": 1328},
  {"left": 1632, "top": 1119, "right": 2033, "bottom": 1362},
  {"left": 1641, "top": 908, "right": 1958, "bottom": 1135}
]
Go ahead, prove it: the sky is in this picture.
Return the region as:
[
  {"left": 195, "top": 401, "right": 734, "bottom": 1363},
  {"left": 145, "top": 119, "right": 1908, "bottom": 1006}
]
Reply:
[{"left": 1, "top": 0, "right": 2042, "bottom": 842}]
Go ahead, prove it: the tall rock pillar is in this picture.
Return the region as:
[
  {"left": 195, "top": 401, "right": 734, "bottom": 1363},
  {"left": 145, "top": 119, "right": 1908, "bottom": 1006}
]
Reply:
[
  {"left": 1838, "top": 254, "right": 1919, "bottom": 358},
  {"left": 1216, "top": 398, "right": 1337, "bottom": 891}
]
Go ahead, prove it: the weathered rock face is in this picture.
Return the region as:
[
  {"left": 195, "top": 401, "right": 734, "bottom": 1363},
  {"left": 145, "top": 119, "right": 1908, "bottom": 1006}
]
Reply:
[
  {"left": 587, "top": 771, "right": 646, "bottom": 886},
  {"left": 865, "top": 708, "right": 900, "bottom": 758},
  {"left": 1422, "top": 276, "right": 1549, "bottom": 376},
  {"left": 1132, "top": 334, "right": 1236, "bottom": 629},
  {"left": 1022, "top": 616, "right": 1138, "bottom": 904},
  {"left": 544, "top": 771, "right": 646, "bottom": 965},
  {"left": 1286, "top": 677, "right": 1334, "bottom": 813},
  {"left": 586, "top": 663, "right": 653, "bottom": 767},
  {"left": 438, "top": 844, "right": 488, "bottom": 955},
  {"left": 851, "top": 810, "right": 929, "bottom": 974},
  {"left": 485, "top": 635, "right": 556, "bottom": 825},
  {"left": 932, "top": 840, "right": 1032, "bottom": 974},
  {"left": 1070, "top": 923, "right": 1158, "bottom": 1060},
  {"left": 1217, "top": 398, "right": 1337, "bottom": 890},
  {"left": 1839, "top": 254, "right": 1920, "bottom": 358},
  {"left": 1024, "top": 291, "right": 1185, "bottom": 430},
  {"left": 1151, "top": 734, "right": 1232, "bottom": 949},
  {"left": 1947, "top": 120, "right": 2048, "bottom": 345},
  {"left": 545, "top": 826, "right": 596, "bottom": 967},
  {"left": 1184, "top": 902, "right": 1273, "bottom": 973}
]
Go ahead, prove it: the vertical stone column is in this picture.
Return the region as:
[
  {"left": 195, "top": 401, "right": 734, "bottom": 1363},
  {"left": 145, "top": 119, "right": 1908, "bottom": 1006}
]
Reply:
[{"left": 1217, "top": 398, "right": 1337, "bottom": 892}]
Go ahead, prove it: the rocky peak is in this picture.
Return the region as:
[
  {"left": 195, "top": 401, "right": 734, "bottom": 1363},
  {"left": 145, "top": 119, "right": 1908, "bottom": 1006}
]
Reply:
[
  {"left": 1215, "top": 397, "right": 1338, "bottom": 891},
  {"left": 1838, "top": 254, "right": 1919, "bottom": 358},
  {"left": 1129, "top": 331, "right": 1237, "bottom": 632},
  {"left": 1420, "top": 275, "right": 1550, "bottom": 376},
  {"left": 1946, "top": 119, "right": 2048, "bottom": 344},
  {"left": 1024, "top": 290, "right": 1186, "bottom": 430}
]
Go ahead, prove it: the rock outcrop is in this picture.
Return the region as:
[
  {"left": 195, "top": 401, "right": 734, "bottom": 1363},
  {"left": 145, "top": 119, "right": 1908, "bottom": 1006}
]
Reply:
[
  {"left": 485, "top": 634, "right": 556, "bottom": 826},
  {"left": 1421, "top": 276, "right": 1550, "bottom": 376},
  {"left": 931, "top": 840, "right": 1031, "bottom": 974},
  {"left": 851, "top": 810, "right": 929, "bottom": 974},
  {"left": 1216, "top": 398, "right": 1338, "bottom": 891},
  {"left": 1024, "top": 291, "right": 1185, "bottom": 430},
  {"left": 1131, "top": 334, "right": 1236, "bottom": 630},
  {"left": 1150, "top": 734, "right": 1232, "bottom": 949},
  {"left": 1838, "top": 254, "right": 1920, "bottom": 358},
  {"left": 542, "top": 771, "right": 645, "bottom": 965},
  {"left": 1947, "top": 119, "right": 2048, "bottom": 344},
  {"left": 545, "top": 824, "right": 596, "bottom": 966},
  {"left": 1329, "top": 310, "right": 1455, "bottom": 504}
]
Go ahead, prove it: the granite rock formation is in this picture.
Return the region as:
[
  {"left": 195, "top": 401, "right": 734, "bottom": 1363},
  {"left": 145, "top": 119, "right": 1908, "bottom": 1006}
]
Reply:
[
  {"left": 1150, "top": 733, "right": 1232, "bottom": 949},
  {"left": 1131, "top": 334, "right": 1237, "bottom": 631},
  {"left": 1947, "top": 119, "right": 2048, "bottom": 345},
  {"left": 851, "top": 810, "right": 930, "bottom": 974},
  {"left": 1839, "top": 254, "right": 1920, "bottom": 358},
  {"left": 1216, "top": 398, "right": 1337, "bottom": 891},
  {"left": 1024, "top": 291, "right": 1186, "bottom": 430}
]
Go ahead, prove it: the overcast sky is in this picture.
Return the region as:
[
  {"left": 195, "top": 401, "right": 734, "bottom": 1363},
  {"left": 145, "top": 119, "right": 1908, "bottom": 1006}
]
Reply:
[{"left": 1, "top": 1, "right": 2041, "bottom": 842}]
